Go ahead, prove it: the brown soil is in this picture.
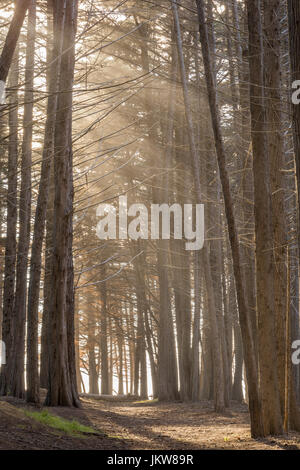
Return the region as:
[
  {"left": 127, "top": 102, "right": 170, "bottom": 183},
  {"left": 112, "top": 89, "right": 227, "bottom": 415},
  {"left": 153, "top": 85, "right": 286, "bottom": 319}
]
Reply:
[{"left": 0, "top": 396, "right": 300, "bottom": 450}]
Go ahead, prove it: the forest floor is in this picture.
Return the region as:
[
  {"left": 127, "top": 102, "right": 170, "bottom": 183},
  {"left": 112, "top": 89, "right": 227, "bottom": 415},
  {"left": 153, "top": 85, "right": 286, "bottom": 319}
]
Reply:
[{"left": 0, "top": 396, "right": 300, "bottom": 450}]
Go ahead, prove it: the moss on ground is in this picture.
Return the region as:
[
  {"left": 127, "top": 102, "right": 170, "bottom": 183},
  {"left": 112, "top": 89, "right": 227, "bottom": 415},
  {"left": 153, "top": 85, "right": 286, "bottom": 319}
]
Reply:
[{"left": 24, "top": 409, "right": 98, "bottom": 437}]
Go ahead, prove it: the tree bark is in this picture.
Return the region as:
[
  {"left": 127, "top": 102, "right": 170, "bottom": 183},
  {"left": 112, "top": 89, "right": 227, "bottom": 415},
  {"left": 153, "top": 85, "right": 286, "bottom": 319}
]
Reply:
[
  {"left": 99, "top": 263, "right": 109, "bottom": 395},
  {"left": 195, "top": 0, "right": 263, "bottom": 435},
  {"left": 45, "top": 0, "right": 80, "bottom": 407},
  {"left": 246, "top": 0, "right": 283, "bottom": 436},
  {"left": 287, "top": 0, "right": 300, "bottom": 429},
  {"left": 26, "top": 0, "right": 66, "bottom": 404},
  {"left": 0, "top": 48, "right": 19, "bottom": 396},
  {"left": 8, "top": 0, "right": 36, "bottom": 398},
  {"left": 0, "top": 0, "right": 32, "bottom": 83}
]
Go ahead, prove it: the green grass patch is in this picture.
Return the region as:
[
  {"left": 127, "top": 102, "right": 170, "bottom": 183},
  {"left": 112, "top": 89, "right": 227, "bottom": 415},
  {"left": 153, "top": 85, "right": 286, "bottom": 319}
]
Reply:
[
  {"left": 133, "top": 398, "right": 158, "bottom": 405},
  {"left": 24, "top": 409, "right": 98, "bottom": 437}
]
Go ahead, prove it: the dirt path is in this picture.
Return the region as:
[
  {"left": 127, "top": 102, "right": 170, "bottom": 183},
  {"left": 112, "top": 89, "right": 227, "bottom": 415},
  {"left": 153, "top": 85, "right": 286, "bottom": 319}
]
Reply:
[{"left": 0, "top": 397, "right": 300, "bottom": 450}]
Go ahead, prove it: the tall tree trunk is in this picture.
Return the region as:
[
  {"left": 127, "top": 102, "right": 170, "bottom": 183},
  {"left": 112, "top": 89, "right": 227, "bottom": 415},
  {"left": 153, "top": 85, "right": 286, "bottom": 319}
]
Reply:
[
  {"left": 40, "top": 170, "right": 54, "bottom": 389},
  {"left": 232, "top": 308, "right": 244, "bottom": 402},
  {"left": 199, "top": 291, "right": 213, "bottom": 401},
  {"left": 45, "top": 0, "right": 80, "bottom": 407},
  {"left": 263, "top": 0, "right": 298, "bottom": 427},
  {"left": 39, "top": 0, "right": 57, "bottom": 391},
  {"left": 132, "top": 245, "right": 148, "bottom": 399},
  {"left": 195, "top": 0, "right": 263, "bottom": 435},
  {"left": 246, "top": 0, "right": 282, "bottom": 435},
  {"left": 157, "top": 250, "right": 178, "bottom": 401},
  {"left": 287, "top": 0, "right": 300, "bottom": 430},
  {"left": 87, "top": 294, "right": 99, "bottom": 395},
  {"left": 144, "top": 306, "right": 157, "bottom": 398},
  {"left": 117, "top": 319, "right": 124, "bottom": 395},
  {"left": 26, "top": 0, "right": 66, "bottom": 404},
  {"left": 0, "top": 48, "right": 19, "bottom": 395},
  {"left": 0, "top": 0, "right": 32, "bottom": 84},
  {"left": 172, "top": 0, "right": 224, "bottom": 411},
  {"left": 191, "top": 250, "right": 201, "bottom": 401},
  {"left": 172, "top": 238, "right": 192, "bottom": 402},
  {"left": 8, "top": 0, "right": 36, "bottom": 398},
  {"left": 288, "top": 1, "right": 300, "bottom": 263},
  {"left": 231, "top": 1, "right": 257, "bottom": 356},
  {"left": 75, "top": 292, "right": 81, "bottom": 393},
  {"left": 99, "top": 264, "right": 109, "bottom": 395}
]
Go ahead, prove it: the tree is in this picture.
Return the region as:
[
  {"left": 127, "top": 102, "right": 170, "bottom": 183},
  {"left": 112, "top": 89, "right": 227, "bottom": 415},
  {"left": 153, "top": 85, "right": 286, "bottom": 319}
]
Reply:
[
  {"left": 0, "top": 0, "right": 32, "bottom": 84},
  {"left": 246, "top": 0, "right": 283, "bottom": 436},
  {"left": 6, "top": 0, "right": 36, "bottom": 399},
  {"left": 195, "top": 0, "right": 263, "bottom": 435},
  {"left": 45, "top": 0, "right": 80, "bottom": 407},
  {"left": 26, "top": 0, "right": 66, "bottom": 404},
  {"left": 0, "top": 46, "right": 19, "bottom": 396}
]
